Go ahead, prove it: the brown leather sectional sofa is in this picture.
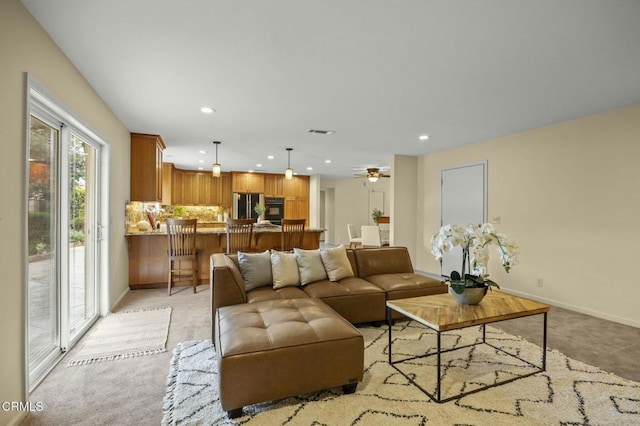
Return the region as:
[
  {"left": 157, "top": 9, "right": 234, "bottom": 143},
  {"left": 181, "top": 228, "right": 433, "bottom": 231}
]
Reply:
[
  {"left": 209, "top": 246, "right": 447, "bottom": 417},
  {"left": 210, "top": 246, "right": 448, "bottom": 338}
]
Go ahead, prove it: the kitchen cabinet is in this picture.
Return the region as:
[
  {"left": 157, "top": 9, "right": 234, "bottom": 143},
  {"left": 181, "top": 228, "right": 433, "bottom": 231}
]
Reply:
[
  {"left": 172, "top": 169, "right": 184, "bottom": 204},
  {"left": 130, "top": 133, "right": 165, "bottom": 201},
  {"left": 197, "top": 172, "right": 212, "bottom": 205},
  {"left": 283, "top": 175, "right": 309, "bottom": 223},
  {"left": 232, "top": 172, "right": 265, "bottom": 193},
  {"left": 213, "top": 173, "right": 232, "bottom": 207},
  {"left": 182, "top": 172, "right": 197, "bottom": 205},
  {"left": 264, "top": 174, "right": 284, "bottom": 197}
]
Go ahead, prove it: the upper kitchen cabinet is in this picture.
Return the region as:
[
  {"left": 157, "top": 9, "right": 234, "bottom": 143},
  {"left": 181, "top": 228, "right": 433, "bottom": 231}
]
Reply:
[
  {"left": 130, "top": 133, "right": 165, "bottom": 201},
  {"left": 283, "top": 175, "right": 309, "bottom": 198},
  {"left": 232, "top": 172, "right": 265, "bottom": 193},
  {"left": 264, "top": 174, "right": 284, "bottom": 197},
  {"left": 213, "top": 172, "right": 232, "bottom": 208}
]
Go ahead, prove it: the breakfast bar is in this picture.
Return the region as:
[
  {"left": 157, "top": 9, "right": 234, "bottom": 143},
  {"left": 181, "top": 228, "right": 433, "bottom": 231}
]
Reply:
[{"left": 126, "top": 226, "right": 324, "bottom": 289}]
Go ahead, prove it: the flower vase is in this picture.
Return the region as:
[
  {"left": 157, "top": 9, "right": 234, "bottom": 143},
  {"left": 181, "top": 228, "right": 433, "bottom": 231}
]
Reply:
[{"left": 449, "top": 286, "right": 487, "bottom": 305}]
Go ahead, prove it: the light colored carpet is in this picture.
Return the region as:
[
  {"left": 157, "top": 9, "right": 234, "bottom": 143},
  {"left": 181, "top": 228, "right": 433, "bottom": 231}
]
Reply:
[
  {"left": 68, "top": 307, "right": 172, "bottom": 366},
  {"left": 162, "top": 320, "right": 640, "bottom": 425}
]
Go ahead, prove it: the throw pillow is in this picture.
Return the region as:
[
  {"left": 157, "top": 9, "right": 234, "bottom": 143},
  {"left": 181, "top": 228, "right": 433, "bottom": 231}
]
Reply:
[
  {"left": 270, "top": 250, "right": 300, "bottom": 289},
  {"left": 320, "top": 244, "right": 354, "bottom": 281},
  {"left": 238, "top": 251, "right": 273, "bottom": 291},
  {"left": 294, "top": 248, "right": 328, "bottom": 285}
]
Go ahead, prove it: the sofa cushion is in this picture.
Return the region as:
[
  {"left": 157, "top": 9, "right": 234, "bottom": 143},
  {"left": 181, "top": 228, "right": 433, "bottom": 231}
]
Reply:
[
  {"left": 246, "top": 286, "right": 310, "bottom": 303},
  {"left": 366, "top": 273, "right": 446, "bottom": 299},
  {"left": 238, "top": 251, "right": 272, "bottom": 291},
  {"left": 320, "top": 245, "right": 354, "bottom": 282},
  {"left": 354, "top": 247, "right": 414, "bottom": 278},
  {"left": 294, "top": 248, "right": 328, "bottom": 285},
  {"left": 302, "top": 277, "right": 387, "bottom": 324},
  {"left": 271, "top": 250, "right": 300, "bottom": 289}
]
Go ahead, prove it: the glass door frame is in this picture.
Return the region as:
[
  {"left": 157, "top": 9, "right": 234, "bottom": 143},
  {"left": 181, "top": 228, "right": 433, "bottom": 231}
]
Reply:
[{"left": 25, "top": 76, "right": 110, "bottom": 391}]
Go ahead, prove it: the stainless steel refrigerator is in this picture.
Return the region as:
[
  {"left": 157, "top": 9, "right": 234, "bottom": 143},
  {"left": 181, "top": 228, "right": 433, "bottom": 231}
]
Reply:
[{"left": 233, "top": 193, "right": 264, "bottom": 220}]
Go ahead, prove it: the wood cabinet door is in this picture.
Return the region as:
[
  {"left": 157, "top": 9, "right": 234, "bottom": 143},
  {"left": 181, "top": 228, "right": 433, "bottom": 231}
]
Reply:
[
  {"left": 246, "top": 173, "right": 265, "bottom": 193},
  {"left": 172, "top": 169, "right": 184, "bottom": 204},
  {"left": 197, "top": 172, "right": 213, "bottom": 205},
  {"left": 162, "top": 163, "right": 174, "bottom": 205},
  {"left": 264, "top": 174, "right": 284, "bottom": 197},
  {"left": 130, "top": 133, "right": 165, "bottom": 201},
  {"left": 231, "top": 173, "right": 248, "bottom": 193},
  {"left": 182, "top": 172, "right": 197, "bottom": 205},
  {"left": 284, "top": 196, "right": 308, "bottom": 223},
  {"left": 220, "top": 173, "right": 232, "bottom": 208}
]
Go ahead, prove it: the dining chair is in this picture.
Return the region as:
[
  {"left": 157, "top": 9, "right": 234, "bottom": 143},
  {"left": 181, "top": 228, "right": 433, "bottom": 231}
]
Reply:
[
  {"left": 226, "top": 218, "right": 254, "bottom": 253},
  {"left": 361, "top": 225, "right": 383, "bottom": 247},
  {"left": 166, "top": 218, "right": 198, "bottom": 295},
  {"left": 347, "top": 224, "right": 362, "bottom": 248},
  {"left": 281, "top": 218, "right": 306, "bottom": 251}
]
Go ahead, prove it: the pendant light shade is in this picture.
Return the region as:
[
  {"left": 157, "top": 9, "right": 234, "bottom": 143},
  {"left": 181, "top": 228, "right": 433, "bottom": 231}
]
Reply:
[
  {"left": 285, "top": 148, "right": 293, "bottom": 180},
  {"left": 212, "top": 141, "right": 221, "bottom": 177},
  {"left": 367, "top": 175, "right": 379, "bottom": 183}
]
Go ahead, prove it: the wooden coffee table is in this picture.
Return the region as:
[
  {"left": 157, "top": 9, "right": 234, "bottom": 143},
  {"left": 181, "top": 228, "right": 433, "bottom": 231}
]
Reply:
[{"left": 386, "top": 290, "right": 550, "bottom": 403}]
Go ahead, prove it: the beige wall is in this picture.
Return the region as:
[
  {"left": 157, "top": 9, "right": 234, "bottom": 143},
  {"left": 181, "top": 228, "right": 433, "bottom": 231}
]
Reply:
[
  {"left": 321, "top": 177, "right": 390, "bottom": 245},
  {"left": 0, "top": 1, "right": 130, "bottom": 424},
  {"left": 417, "top": 104, "right": 640, "bottom": 327}
]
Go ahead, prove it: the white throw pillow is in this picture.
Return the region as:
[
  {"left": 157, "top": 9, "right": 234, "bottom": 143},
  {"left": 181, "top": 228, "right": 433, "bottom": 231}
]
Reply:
[
  {"left": 294, "top": 248, "right": 328, "bottom": 285},
  {"left": 238, "top": 251, "right": 273, "bottom": 291},
  {"left": 270, "top": 251, "right": 300, "bottom": 289},
  {"left": 320, "top": 245, "right": 354, "bottom": 282}
]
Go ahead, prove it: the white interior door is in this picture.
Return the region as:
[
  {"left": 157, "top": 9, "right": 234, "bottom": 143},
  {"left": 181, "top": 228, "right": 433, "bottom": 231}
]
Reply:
[{"left": 440, "top": 162, "right": 487, "bottom": 277}]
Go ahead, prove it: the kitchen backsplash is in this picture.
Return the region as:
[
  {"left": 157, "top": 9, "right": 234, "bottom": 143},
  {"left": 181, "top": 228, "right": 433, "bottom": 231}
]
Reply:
[{"left": 126, "top": 202, "right": 228, "bottom": 231}]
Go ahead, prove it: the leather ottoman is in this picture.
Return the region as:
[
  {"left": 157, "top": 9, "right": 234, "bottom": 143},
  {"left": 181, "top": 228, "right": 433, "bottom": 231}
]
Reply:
[{"left": 215, "top": 298, "right": 364, "bottom": 418}]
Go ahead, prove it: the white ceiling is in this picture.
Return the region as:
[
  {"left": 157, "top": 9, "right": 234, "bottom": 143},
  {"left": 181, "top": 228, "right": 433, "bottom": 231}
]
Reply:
[{"left": 22, "top": 0, "right": 640, "bottom": 179}]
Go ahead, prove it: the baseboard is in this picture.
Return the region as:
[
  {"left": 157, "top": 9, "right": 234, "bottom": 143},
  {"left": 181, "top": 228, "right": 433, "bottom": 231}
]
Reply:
[
  {"left": 414, "top": 269, "right": 446, "bottom": 281},
  {"left": 7, "top": 411, "right": 28, "bottom": 426},
  {"left": 110, "top": 287, "right": 130, "bottom": 313},
  {"left": 501, "top": 287, "right": 640, "bottom": 329}
]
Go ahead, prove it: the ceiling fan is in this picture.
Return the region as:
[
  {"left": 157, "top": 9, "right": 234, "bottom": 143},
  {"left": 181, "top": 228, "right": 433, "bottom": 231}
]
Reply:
[{"left": 354, "top": 167, "right": 390, "bottom": 183}]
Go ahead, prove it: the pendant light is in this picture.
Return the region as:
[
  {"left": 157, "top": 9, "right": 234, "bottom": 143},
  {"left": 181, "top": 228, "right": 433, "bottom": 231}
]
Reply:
[
  {"left": 285, "top": 148, "right": 294, "bottom": 180},
  {"left": 212, "top": 141, "right": 221, "bottom": 177}
]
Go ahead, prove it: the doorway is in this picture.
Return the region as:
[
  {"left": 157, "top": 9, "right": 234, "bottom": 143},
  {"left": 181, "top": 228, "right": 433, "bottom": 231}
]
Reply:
[
  {"left": 26, "top": 82, "right": 105, "bottom": 390},
  {"left": 440, "top": 162, "right": 487, "bottom": 277}
]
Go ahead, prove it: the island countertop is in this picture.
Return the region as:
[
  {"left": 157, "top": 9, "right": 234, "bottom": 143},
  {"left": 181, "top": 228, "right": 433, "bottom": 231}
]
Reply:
[{"left": 126, "top": 227, "right": 325, "bottom": 289}]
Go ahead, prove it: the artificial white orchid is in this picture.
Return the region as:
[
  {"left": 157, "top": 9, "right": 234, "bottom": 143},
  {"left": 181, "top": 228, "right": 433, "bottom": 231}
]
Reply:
[{"left": 431, "top": 223, "right": 519, "bottom": 278}]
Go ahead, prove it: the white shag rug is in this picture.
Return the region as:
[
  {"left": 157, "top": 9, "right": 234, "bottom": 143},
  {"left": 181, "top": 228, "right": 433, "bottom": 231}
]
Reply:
[
  {"left": 68, "top": 307, "right": 172, "bottom": 366},
  {"left": 162, "top": 321, "right": 640, "bottom": 425}
]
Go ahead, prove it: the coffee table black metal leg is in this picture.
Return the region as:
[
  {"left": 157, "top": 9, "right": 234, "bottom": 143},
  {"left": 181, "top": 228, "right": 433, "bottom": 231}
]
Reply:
[
  {"left": 387, "top": 306, "right": 392, "bottom": 364},
  {"left": 436, "top": 330, "right": 441, "bottom": 402},
  {"left": 542, "top": 312, "right": 547, "bottom": 370},
  {"left": 482, "top": 323, "right": 486, "bottom": 343}
]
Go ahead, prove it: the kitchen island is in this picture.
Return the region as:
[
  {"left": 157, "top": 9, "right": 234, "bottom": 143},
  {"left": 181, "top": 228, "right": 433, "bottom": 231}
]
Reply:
[{"left": 126, "top": 226, "right": 324, "bottom": 289}]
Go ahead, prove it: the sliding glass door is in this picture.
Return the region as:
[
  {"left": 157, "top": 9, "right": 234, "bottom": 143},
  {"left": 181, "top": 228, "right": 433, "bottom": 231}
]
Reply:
[{"left": 27, "top": 89, "right": 103, "bottom": 389}]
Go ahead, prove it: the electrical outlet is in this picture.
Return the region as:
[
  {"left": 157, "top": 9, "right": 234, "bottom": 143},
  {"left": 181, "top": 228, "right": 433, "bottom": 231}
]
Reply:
[
  {"left": 492, "top": 216, "right": 501, "bottom": 224},
  {"left": 537, "top": 278, "right": 544, "bottom": 287}
]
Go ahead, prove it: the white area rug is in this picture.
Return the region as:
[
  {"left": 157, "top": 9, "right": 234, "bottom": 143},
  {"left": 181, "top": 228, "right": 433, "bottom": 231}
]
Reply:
[
  {"left": 68, "top": 307, "right": 171, "bottom": 366},
  {"left": 162, "top": 321, "right": 640, "bottom": 425}
]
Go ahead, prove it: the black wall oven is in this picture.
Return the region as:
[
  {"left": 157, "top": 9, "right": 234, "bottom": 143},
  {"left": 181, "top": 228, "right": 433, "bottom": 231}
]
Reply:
[{"left": 264, "top": 197, "right": 284, "bottom": 225}]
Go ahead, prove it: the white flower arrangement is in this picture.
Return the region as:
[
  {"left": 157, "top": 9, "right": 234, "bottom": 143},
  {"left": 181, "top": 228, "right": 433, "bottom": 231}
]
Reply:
[{"left": 431, "top": 223, "right": 519, "bottom": 279}]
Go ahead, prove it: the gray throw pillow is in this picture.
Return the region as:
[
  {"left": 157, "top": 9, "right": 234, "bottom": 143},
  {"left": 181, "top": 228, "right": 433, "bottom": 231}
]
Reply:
[
  {"left": 320, "top": 244, "right": 354, "bottom": 282},
  {"left": 238, "top": 250, "right": 273, "bottom": 291},
  {"left": 294, "top": 248, "right": 328, "bottom": 285},
  {"left": 271, "top": 250, "right": 300, "bottom": 289}
]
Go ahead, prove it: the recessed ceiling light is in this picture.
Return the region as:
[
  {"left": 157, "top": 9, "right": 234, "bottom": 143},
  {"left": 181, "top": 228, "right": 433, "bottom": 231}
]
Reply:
[
  {"left": 306, "top": 167, "right": 313, "bottom": 171},
  {"left": 256, "top": 163, "right": 263, "bottom": 167},
  {"left": 248, "top": 170, "right": 254, "bottom": 173},
  {"left": 419, "top": 134, "right": 430, "bottom": 140},
  {"left": 197, "top": 167, "right": 204, "bottom": 170},
  {"left": 267, "top": 155, "right": 274, "bottom": 160},
  {"left": 198, "top": 160, "right": 205, "bottom": 164},
  {"left": 200, "top": 106, "right": 214, "bottom": 114},
  {"left": 198, "top": 150, "right": 207, "bottom": 154},
  {"left": 325, "top": 159, "right": 331, "bottom": 164}
]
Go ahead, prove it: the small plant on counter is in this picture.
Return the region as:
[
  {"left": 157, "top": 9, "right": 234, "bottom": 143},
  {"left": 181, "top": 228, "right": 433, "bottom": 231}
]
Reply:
[
  {"left": 254, "top": 203, "right": 266, "bottom": 217},
  {"left": 172, "top": 206, "right": 186, "bottom": 218},
  {"left": 371, "top": 208, "right": 383, "bottom": 224}
]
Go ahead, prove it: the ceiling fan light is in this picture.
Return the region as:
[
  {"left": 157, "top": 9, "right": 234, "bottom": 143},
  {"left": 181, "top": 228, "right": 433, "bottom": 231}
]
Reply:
[{"left": 367, "top": 175, "right": 379, "bottom": 183}]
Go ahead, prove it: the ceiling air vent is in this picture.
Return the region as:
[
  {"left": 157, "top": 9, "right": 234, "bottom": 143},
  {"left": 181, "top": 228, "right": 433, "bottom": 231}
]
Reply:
[{"left": 308, "top": 129, "right": 335, "bottom": 135}]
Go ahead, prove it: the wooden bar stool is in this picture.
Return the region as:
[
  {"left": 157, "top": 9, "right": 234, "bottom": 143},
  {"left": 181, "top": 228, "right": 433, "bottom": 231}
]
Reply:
[
  {"left": 281, "top": 218, "right": 305, "bottom": 251},
  {"left": 166, "top": 218, "right": 198, "bottom": 295},
  {"left": 226, "top": 218, "right": 254, "bottom": 253}
]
